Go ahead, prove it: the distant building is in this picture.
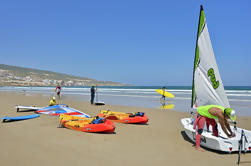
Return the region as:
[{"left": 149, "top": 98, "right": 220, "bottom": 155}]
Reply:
[{"left": 42, "top": 79, "right": 52, "bottom": 85}]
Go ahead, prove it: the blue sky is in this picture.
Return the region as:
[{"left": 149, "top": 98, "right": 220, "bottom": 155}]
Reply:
[{"left": 0, "top": 0, "right": 250, "bottom": 86}]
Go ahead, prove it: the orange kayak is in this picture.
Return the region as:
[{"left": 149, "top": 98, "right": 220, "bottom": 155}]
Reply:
[
  {"left": 98, "top": 110, "right": 148, "bottom": 124},
  {"left": 59, "top": 115, "right": 115, "bottom": 133}
]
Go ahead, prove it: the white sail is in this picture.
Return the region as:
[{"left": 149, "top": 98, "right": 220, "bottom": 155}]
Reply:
[
  {"left": 192, "top": 7, "right": 230, "bottom": 108},
  {"left": 181, "top": 5, "right": 251, "bottom": 154}
]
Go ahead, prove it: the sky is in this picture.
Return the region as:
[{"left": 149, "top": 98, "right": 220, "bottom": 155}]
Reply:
[{"left": 0, "top": 0, "right": 250, "bottom": 86}]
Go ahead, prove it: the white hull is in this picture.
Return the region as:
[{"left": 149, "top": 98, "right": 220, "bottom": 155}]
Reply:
[
  {"left": 181, "top": 118, "right": 251, "bottom": 152},
  {"left": 16, "top": 105, "right": 42, "bottom": 110},
  {"left": 95, "top": 101, "right": 105, "bottom": 105}
]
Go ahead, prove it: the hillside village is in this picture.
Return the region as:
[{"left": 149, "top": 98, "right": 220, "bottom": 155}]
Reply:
[{"left": 0, "top": 64, "right": 125, "bottom": 87}]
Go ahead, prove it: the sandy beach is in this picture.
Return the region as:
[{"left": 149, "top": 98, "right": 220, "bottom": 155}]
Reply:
[{"left": 0, "top": 92, "right": 251, "bottom": 166}]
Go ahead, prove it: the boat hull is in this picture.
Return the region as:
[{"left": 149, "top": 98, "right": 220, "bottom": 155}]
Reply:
[
  {"left": 63, "top": 119, "right": 115, "bottom": 133},
  {"left": 98, "top": 110, "right": 148, "bottom": 124},
  {"left": 181, "top": 118, "right": 251, "bottom": 152}
]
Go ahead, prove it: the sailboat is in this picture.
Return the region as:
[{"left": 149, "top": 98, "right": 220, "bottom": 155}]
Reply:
[{"left": 181, "top": 5, "right": 251, "bottom": 153}]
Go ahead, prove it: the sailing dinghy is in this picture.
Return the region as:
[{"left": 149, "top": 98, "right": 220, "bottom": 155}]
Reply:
[{"left": 181, "top": 5, "right": 251, "bottom": 153}]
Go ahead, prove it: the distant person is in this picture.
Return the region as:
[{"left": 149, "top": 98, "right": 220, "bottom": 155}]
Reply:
[
  {"left": 193, "top": 105, "right": 236, "bottom": 151},
  {"left": 161, "top": 86, "right": 166, "bottom": 101},
  {"left": 55, "top": 84, "right": 62, "bottom": 99},
  {"left": 90, "top": 85, "right": 97, "bottom": 105},
  {"left": 49, "top": 97, "right": 57, "bottom": 106}
]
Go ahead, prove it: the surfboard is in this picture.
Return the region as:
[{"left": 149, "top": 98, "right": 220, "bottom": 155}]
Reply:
[
  {"left": 95, "top": 92, "right": 105, "bottom": 105},
  {"left": 156, "top": 89, "right": 175, "bottom": 98},
  {"left": 95, "top": 101, "right": 105, "bottom": 106},
  {"left": 1, "top": 114, "right": 40, "bottom": 122},
  {"left": 16, "top": 106, "right": 42, "bottom": 112}
]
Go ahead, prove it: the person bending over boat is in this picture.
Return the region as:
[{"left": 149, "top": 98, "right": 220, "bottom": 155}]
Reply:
[
  {"left": 49, "top": 97, "right": 57, "bottom": 106},
  {"left": 193, "top": 105, "right": 236, "bottom": 151}
]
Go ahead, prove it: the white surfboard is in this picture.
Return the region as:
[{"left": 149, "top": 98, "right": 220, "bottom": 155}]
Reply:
[
  {"left": 16, "top": 105, "right": 42, "bottom": 112},
  {"left": 95, "top": 91, "right": 105, "bottom": 105}
]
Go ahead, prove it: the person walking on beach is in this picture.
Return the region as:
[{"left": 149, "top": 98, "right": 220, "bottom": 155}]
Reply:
[
  {"left": 55, "top": 84, "right": 62, "bottom": 99},
  {"left": 90, "top": 85, "right": 97, "bottom": 105},
  {"left": 193, "top": 105, "right": 236, "bottom": 151},
  {"left": 49, "top": 97, "right": 57, "bottom": 106},
  {"left": 161, "top": 86, "right": 166, "bottom": 101}
]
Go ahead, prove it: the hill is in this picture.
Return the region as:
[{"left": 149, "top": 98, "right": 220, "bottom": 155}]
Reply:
[{"left": 0, "top": 64, "right": 126, "bottom": 86}]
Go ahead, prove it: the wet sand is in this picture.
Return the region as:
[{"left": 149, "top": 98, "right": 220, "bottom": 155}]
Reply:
[{"left": 0, "top": 92, "right": 251, "bottom": 166}]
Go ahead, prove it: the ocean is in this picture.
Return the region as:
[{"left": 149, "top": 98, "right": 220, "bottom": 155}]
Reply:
[{"left": 0, "top": 86, "right": 250, "bottom": 116}]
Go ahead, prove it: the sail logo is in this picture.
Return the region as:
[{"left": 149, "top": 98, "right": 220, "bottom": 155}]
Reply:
[{"left": 207, "top": 68, "right": 219, "bottom": 89}]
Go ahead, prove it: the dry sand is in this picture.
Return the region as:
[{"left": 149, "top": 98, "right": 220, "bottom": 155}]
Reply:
[{"left": 0, "top": 92, "right": 250, "bottom": 166}]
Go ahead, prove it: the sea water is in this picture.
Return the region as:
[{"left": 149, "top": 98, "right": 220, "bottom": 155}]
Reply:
[{"left": 0, "top": 86, "right": 250, "bottom": 116}]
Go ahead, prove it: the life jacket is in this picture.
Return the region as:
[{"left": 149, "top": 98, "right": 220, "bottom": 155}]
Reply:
[
  {"left": 129, "top": 112, "right": 144, "bottom": 117},
  {"left": 91, "top": 117, "right": 104, "bottom": 124}
]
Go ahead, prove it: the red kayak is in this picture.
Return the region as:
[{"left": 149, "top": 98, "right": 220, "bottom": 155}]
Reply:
[
  {"left": 98, "top": 110, "right": 148, "bottom": 124},
  {"left": 60, "top": 115, "right": 115, "bottom": 133}
]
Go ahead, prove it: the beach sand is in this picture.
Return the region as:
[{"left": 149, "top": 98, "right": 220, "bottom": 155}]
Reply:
[{"left": 0, "top": 92, "right": 250, "bottom": 166}]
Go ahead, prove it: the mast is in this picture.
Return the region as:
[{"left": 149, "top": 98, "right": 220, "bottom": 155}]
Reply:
[{"left": 191, "top": 5, "right": 205, "bottom": 108}]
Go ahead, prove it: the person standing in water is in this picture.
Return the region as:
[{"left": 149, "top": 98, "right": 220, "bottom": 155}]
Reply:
[
  {"left": 55, "top": 84, "right": 62, "bottom": 99},
  {"left": 90, "top": 85, "right": 97, "bottom": 105}
]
